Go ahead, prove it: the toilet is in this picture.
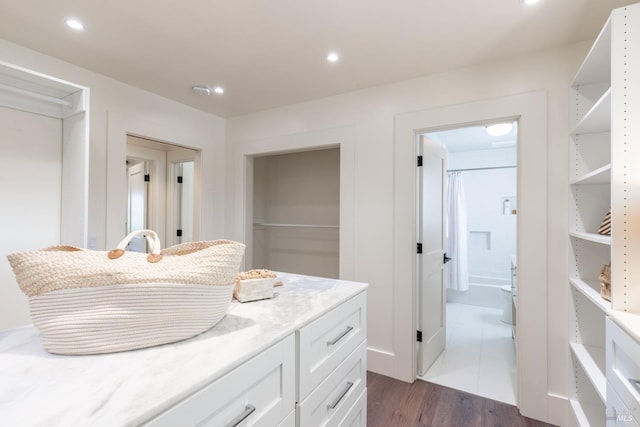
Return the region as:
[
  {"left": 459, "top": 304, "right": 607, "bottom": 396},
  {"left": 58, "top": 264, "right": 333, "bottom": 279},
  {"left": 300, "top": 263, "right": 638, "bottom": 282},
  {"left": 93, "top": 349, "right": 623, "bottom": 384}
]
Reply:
[{"left": 499, "top": 285, "right": 513, "bottom": 324}]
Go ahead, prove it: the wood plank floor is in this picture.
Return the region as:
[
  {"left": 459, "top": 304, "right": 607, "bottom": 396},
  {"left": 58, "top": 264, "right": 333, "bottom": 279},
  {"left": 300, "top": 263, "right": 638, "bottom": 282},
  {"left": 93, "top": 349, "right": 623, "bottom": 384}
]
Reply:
[{"left": 367, "top": 372, "right": 557, "bottom": 427}]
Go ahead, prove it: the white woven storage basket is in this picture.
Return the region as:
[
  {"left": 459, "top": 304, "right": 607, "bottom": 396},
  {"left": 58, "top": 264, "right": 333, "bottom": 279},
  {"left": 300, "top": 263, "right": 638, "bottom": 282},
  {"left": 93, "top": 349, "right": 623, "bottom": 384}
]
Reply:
[{"left": 7, "top": 230, "right": 245, "bottom": 355}]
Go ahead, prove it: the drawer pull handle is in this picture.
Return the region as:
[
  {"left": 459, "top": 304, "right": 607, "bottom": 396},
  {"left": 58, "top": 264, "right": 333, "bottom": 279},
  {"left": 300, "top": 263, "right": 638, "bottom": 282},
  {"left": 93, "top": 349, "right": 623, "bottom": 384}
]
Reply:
[
  {"left": 327, "top": 381, "right": 354, "bottom": 410},
  {"left": 226, "top": 404, "right": 256, "bottom": 427},
  {"left": 327, "top": 326, "right": 353, "bottom": 346}
]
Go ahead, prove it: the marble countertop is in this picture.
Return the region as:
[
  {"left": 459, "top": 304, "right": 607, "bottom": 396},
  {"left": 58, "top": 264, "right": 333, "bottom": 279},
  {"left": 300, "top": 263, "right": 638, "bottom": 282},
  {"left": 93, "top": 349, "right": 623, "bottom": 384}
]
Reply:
[{"left": 0, "top": 273, "right": 367, "bottom": 426}]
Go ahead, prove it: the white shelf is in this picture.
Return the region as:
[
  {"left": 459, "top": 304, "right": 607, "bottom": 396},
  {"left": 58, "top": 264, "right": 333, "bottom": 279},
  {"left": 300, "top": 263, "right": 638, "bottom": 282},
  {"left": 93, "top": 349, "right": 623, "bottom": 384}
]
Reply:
[
  {"left": 573, "top": 18, "right": 612, "bottom": 85},
  {"left": 570, "top": 164, "right": 611, "bottom": 185},
  {"left": 569, "top": 399, "right": 605, "bottom": 427},
  {"left": 570, "top": 277, "right": 611, "bottom": 313},
  {"left": 569, "top": 231, "right": 612, "bottom": 246},
  {"left": 570, "top": 342, "right": 607, "bottom": 403},
  {"left": 572, "top": 88, "right": 611, "bottom": 135}
]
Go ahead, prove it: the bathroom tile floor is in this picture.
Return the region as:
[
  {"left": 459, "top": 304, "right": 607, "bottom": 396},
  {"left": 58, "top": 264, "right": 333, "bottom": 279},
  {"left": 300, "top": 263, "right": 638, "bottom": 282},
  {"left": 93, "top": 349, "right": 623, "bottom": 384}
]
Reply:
[{"left": 419, "top": 302, "right": 516, "bottom": 405}]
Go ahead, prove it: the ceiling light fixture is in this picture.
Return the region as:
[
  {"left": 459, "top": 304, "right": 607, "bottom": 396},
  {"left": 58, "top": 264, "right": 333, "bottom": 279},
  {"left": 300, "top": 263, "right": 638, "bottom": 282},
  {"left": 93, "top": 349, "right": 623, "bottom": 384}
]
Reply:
[
  {"left": 327, "top": 52, "right": 340, "bottom": 63},
  {"left": 65, "top": 19, "right": 85, "bottom": 30},
  {"left": 486, "top": 122, "right": 514, "bottom": 137},
  {"left": 191, "top": 85, "right": 211, "bottom": 96},
  {"left": 522, "top": 0, "right": 540, "bottom": 5},
  {"left": 213, "top": 86, "right": 224, "bottom": 95}
]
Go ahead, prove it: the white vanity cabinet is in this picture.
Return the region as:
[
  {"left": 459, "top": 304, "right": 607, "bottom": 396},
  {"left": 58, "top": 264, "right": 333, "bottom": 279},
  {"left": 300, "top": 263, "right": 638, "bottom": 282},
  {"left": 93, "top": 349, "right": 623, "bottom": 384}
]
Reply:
[
  {"left": 147, "top": 291, "right": 368, "bottom": 427},
  {"left": 145, "top": 334, "right": 296, "bottom": 427},
  {"left": 0, "top": 273, "right": 368, "bottom": 426}
]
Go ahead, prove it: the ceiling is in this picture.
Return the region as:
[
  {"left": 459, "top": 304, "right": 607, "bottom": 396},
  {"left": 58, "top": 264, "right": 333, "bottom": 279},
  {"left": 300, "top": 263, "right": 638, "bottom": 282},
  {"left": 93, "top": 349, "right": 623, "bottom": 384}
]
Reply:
[{"left": 0, "top": 0, "right": 636, "bottom": 118}]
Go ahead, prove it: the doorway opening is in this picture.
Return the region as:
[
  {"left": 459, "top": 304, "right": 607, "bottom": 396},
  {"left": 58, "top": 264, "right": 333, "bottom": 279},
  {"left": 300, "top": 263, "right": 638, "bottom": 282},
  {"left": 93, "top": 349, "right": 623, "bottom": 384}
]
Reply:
[
  {"left": 126, "top": 135, "right": 199, "bottom": 250},
  {"left": 250, "top": 147, "right": 340, "bottom": 278},
  {"left": 417, "top": 121, "right": 518, "bottom": 405}
]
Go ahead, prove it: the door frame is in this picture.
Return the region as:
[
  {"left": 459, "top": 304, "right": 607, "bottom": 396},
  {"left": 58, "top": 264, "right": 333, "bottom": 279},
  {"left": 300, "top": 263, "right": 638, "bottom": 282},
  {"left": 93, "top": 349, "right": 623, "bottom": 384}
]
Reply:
[{"left": 394, "top": 92, "right": 549, "bottom": 421}]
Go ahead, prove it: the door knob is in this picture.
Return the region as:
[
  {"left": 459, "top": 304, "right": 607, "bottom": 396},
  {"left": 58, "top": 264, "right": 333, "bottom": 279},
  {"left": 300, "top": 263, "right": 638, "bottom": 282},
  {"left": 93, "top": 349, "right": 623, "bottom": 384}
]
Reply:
[{"left": 444, "top": 253, "right": 452, "bottom": 264}]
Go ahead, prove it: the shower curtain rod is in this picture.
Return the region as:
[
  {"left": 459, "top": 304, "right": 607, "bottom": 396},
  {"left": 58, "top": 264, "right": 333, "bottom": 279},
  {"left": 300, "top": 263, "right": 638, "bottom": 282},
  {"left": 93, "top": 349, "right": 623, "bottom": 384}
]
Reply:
[{"left": 447, "top": 165, "right": 516, "bottom": 173}]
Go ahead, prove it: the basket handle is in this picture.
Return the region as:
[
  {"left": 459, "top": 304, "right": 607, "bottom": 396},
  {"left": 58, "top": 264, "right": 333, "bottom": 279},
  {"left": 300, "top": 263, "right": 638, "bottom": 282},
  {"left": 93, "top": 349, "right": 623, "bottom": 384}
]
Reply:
[{"left": 107, "top": 229, "right": 163, "bottom": 263}]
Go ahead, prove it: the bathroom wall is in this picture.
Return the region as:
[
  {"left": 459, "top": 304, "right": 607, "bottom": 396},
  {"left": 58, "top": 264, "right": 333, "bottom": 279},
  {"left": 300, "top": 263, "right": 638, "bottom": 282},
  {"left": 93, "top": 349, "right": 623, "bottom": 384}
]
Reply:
[{"left": 448, "top": 147, "right": 517, "bottom": 283}]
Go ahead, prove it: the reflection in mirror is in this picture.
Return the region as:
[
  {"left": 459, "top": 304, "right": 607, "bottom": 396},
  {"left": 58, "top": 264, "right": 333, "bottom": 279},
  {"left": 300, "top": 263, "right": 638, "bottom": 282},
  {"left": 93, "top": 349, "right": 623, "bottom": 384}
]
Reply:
[
  {"left": 173, "top": 161, "right": 194, "bottom": 244},
  {"left": 126, "top": 159, "right": 149, "bottom": 252},
  {"left": 126, "top": 135, "right": 199, "bottom": 250}
]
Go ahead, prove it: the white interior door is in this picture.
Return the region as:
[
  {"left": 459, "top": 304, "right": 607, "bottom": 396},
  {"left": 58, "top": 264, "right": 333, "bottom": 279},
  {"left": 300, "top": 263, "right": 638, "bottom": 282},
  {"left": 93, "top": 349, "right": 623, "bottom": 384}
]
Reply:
[
  {"left": 127, "top": 141, "right": 167, "bottom": 246},
  {"left": 127, "top": 161, "right": 148, "bottom": 252},
  {"left": 418, "top": 135, "right": 447, "bottom": 376}
]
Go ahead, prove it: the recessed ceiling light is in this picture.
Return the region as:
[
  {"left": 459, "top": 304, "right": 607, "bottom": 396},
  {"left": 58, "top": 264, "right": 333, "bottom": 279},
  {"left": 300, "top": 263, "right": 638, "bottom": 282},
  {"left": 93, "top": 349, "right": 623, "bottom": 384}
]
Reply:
[
  {"left": 522, "top": 0, "right": 540, "bottom": 5},
  {"left": 65, "top": 19, "right": 85, "bottom": 30},
  {"left": 213, "top": 86, "right": 224, "bottom": 95},
  {"left": 327, "top": 52, "right": 340, "bottom": 63},
  {"left": 191, "top": 85, "right": 211, "bottom": 96},
  {"left": 486, "top": 123, "right": 514, "bottom": 136}
]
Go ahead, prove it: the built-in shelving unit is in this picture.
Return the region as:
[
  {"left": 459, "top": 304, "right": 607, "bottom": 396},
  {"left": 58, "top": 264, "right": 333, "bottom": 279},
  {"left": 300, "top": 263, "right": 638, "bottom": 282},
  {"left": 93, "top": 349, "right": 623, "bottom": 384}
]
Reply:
[
  {"left": 568, "top": 14, "right": 612, "bottom": 427},
  {"left": 569, "top": 4, "right": 640, "bottom": 426}
]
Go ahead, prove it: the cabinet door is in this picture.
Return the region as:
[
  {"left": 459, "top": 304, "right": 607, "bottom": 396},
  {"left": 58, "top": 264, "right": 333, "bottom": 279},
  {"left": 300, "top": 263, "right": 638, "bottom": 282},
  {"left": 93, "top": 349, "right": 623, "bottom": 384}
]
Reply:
[{"left": 145, "top": 334, "right": 295, "bottom": 427}]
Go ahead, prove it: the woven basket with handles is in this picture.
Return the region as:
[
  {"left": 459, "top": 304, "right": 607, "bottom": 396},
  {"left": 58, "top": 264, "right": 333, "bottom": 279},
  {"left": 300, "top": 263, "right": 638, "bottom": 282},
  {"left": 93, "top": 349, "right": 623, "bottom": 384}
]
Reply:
[{"left": 7, "top": 230, "right": 245, "bottom": 355}]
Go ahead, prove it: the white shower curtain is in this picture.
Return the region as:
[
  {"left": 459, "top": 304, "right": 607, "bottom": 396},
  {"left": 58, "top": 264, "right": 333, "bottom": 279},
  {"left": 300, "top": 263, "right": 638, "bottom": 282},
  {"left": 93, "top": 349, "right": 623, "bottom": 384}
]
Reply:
[{"left": 446, "top": 171, "right": 470, "bottom": 291}]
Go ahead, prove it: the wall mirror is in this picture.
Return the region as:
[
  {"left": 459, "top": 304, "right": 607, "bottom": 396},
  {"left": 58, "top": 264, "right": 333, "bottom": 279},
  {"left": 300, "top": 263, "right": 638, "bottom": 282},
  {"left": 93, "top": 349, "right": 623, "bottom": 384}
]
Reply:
[{"left": 126, "top": 135, "right": 198, "bottom": 251}]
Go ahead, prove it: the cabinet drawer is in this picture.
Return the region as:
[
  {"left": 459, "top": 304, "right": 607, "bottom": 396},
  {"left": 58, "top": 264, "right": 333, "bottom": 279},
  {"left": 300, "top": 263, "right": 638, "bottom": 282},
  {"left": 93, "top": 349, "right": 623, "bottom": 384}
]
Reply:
[
  {"left": 297, "top": 292, "right": 366, "bottom": 401},
  {"left": 145, "top": 334, "right": 295, "bottom": 427},
  {"left": 606, "top": 319, "right": 640, "bottom": 425},
  {"left": 296, "top": 340, "right": 367, "bottom": 427},
  {"left": 338, "top": 388, "right": 367, "bottom": 427}
]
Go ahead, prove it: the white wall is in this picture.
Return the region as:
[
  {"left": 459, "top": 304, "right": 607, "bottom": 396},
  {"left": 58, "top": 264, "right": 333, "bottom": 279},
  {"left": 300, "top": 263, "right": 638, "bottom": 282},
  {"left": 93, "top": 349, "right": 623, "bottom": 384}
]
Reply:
[
  {"left": 0, "top": 39, "right": 226, "bottom": 250},
  {"left": 228, "top": 42, "right": 589, "bottom": 425},
  {"left": 0, "top": 106, "right": 62, "bottom": 329},
  {"left": 0, "top": 39, "right": 226, "bottom": 330},
  {"left": 449, "top": 148, "right": 517, "bottom": 283}
]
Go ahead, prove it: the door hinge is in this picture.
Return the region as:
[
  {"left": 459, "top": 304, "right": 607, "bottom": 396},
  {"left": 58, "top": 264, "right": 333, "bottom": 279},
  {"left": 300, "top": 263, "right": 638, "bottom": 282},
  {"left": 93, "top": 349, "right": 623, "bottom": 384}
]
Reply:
[
  {"left": 417, "top": 330, "right": 422, "bottom": 342},
  {"left": 144, "top": 174, "right": 150, "bottom": 182},
  {"left": 417, "top": 155, "right": 423, "bottom": 167},
  {"left": 417, "top": 243, "right": 422, "bottom": 254},
  {"left": 177, "top": 176, "right": 183, "bottom": 184},
  {"left": 176, "top": 229, "right": 183, "bottom": 237}
]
